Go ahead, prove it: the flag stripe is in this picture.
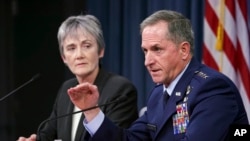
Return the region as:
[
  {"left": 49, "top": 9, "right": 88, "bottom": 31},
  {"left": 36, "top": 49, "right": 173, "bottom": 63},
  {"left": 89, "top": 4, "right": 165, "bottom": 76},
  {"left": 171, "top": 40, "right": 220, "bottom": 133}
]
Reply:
[
  {"left": 237, "top": 0, "right": 247, "bottom": 22},
  {"left": 223, "top": 31, "right": 237, "bottom": 70},
  {"left": 202, "top": 43, "right": 219, "bottom": 70},
  {"left": 236, "top": 40, "right": 250, "bottom": 97},
  {"left": 235, "top": 0, "right": 250, "bottom": 98},
  {"left": 205, "top": 0, "right": 219, "bottom": 35},
  {"left": 203, "top": 0, "right": 250, "bottom": 122}
]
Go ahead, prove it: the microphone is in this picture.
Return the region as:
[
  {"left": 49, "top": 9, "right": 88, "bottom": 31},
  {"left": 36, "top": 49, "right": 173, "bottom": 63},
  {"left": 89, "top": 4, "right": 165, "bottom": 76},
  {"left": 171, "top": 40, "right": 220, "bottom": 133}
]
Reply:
[
  {"left": 0, "top": 73, "right": 40, "bottom": 101},
  {"left": 36, "top": 95, "right": 127, "bottom": 141}
]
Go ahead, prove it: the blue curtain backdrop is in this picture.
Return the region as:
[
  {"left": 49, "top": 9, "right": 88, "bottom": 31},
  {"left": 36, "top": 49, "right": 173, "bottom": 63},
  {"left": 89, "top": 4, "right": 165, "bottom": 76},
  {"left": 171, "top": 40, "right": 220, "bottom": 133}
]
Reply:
[
  {"left": 85, "top": 0, "right": 205, "bottom": 110},
  {"left": 85, "top": 0, "right": 250, "bottom": 109}
]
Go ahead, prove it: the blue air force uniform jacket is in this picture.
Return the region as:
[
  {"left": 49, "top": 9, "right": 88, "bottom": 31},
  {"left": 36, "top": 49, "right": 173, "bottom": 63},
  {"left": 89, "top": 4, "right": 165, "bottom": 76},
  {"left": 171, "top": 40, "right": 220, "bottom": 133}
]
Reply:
[{"left": 90, "top": 58, "right": 248, "bottom": 141}]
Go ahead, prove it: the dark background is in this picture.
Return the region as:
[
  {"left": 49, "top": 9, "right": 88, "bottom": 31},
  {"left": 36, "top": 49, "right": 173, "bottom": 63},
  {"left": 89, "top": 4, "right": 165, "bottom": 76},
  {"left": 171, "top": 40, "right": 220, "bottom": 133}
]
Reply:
[
  {"left": 0, "top": 0, "right": 86, "bottom": 140},
  {"left": 1, "top": 0, "right": 249, "bottom": 140}
]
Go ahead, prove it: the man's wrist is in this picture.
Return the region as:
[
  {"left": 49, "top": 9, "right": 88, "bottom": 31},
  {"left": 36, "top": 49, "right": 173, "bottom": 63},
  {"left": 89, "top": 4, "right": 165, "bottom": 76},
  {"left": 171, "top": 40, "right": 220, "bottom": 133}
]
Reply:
[
  {"left": 83, "top": 110, "right": 104, "bottom": 136},
  {"left": 84, "top": 108, "right": 101, "bottom": 122}
]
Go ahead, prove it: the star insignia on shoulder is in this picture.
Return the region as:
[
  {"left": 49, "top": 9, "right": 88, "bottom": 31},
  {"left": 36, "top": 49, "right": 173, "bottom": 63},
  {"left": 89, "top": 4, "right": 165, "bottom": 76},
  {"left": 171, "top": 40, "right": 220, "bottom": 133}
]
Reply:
[{"left": 195, "top": 71, "right": 209, "bottom": 79}]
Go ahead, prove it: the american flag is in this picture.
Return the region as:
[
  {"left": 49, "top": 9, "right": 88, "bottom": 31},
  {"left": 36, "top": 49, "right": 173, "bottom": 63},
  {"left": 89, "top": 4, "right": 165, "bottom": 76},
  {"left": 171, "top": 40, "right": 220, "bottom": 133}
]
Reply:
[{"left": 203, "top": 0, "right": 250, "bottom": 122}]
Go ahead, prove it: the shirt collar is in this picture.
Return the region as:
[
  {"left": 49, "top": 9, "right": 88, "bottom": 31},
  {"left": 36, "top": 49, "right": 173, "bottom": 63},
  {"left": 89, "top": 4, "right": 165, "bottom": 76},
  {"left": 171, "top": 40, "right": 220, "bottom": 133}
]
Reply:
[{"left": 163, "top": 61, "right": 190, "bottom": 96}]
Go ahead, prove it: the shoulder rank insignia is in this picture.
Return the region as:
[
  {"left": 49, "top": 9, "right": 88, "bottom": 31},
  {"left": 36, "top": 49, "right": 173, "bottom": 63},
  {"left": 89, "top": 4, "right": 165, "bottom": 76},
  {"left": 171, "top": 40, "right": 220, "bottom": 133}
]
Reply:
[{"left": 195, "top": 71, "right": 209, "bottom": 79}]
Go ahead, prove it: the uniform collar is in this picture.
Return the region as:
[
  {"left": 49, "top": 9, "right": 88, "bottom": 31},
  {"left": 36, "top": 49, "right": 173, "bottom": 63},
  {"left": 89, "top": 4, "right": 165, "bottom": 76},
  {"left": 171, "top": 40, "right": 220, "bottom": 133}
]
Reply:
[{"left": 163, "top": 61, "right": 190, "bottom": 96}]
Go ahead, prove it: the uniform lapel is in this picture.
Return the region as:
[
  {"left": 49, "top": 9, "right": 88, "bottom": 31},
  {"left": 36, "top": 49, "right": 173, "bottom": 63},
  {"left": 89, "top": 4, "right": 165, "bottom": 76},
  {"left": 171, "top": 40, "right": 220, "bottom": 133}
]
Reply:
[
  {"left": 154, "top": 87, "right": 186, "bottom": 137},
  {"left": 154, "top": 58, "right": 200, "bottom": 138}
]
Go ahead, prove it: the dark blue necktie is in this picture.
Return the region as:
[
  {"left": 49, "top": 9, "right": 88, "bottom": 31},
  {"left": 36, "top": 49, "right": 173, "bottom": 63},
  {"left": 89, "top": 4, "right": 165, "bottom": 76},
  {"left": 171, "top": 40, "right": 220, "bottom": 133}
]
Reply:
[
  {"left": 163, "top": 90, "right": 170, "bottom": 110},
  {"left": 164, "top": 90, "right": 170, "bottom": 102}
]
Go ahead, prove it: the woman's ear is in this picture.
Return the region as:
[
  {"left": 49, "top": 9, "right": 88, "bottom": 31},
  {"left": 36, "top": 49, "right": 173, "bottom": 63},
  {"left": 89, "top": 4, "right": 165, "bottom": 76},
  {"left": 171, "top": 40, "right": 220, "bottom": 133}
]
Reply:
[
  {"left": 61, "top": 55, "right": 67, "bottom": 64},
  {"left": 99, "top": 48, "right": 105, "bottom": 58}
]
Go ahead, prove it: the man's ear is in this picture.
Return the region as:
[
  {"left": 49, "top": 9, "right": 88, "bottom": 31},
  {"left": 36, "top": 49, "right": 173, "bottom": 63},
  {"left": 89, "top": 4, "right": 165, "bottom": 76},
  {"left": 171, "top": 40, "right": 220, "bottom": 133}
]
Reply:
[{"left": 180, "top": 42, "right": 191, "bottom": 59}]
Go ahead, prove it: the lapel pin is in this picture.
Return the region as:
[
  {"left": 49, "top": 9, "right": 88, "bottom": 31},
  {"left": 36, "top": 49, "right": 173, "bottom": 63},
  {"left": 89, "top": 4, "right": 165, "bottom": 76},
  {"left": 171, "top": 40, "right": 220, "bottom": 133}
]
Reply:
[
  {"left": 183, "top": 97, "right": 188, "bottom": 102},
  {"left": 186, "top": 85, "right": 191, "bottom": 95},
  {"left": 175, "top": 92, "right": 181, "bottom": 96}
]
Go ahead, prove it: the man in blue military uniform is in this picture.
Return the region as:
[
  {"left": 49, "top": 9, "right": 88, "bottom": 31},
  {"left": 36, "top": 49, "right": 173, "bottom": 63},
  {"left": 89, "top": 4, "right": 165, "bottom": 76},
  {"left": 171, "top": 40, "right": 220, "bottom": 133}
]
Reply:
[{"left": 67, "top": 10, "right": 249, "bottom": 141}]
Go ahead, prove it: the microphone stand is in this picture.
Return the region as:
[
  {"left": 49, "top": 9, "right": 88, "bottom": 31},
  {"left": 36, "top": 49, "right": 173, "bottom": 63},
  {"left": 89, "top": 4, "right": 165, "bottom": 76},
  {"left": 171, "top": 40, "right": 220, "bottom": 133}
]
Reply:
[
  {"left": 0, "top": 74, "right": 40, "bottom": 101},
  {"left": 36, "top": 95, "right": 126, "bottom": 141}
]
